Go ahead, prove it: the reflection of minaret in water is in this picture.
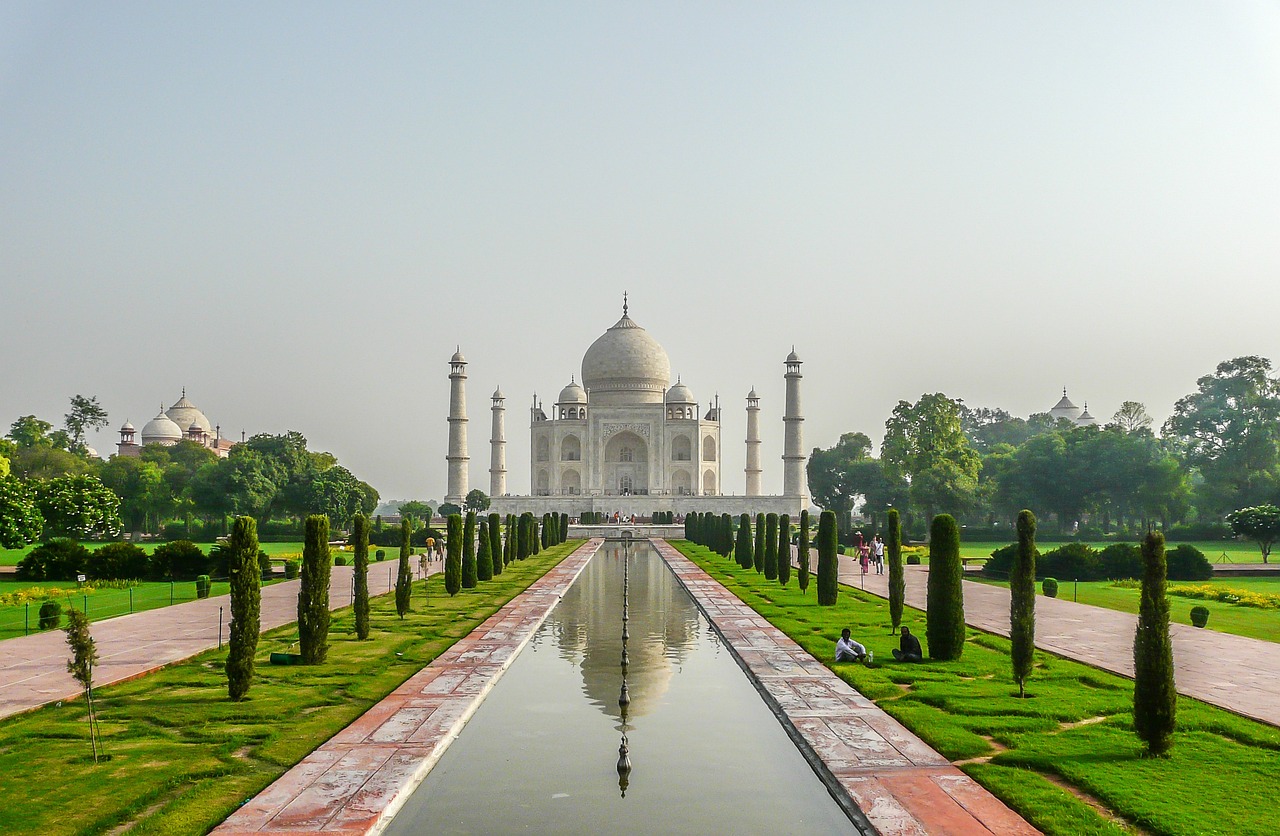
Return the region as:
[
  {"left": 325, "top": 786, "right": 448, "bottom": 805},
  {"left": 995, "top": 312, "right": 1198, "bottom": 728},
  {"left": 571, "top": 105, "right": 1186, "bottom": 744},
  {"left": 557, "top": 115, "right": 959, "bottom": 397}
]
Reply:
[{"left": 617, "top": 540, "right": 632, "bottom": 797}]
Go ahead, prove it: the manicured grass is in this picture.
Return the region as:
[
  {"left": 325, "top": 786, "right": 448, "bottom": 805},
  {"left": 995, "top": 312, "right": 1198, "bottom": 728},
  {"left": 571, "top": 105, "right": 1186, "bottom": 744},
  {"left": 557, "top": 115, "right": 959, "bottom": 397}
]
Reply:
[
  {"left": 0, "top": 542, "right": 583, "bottom": 836},
  {"left": 0, "top": 540, "right": 309, "bottom": 566},
  {"left": 971, "top": 577, "right": 1280, "bottom": 644},
  {"left": 960, "top": 539, "right": 1269, "bottom": 564},
  {"left": 675, "top": 541, "right": 1280, "bottom": 836}
]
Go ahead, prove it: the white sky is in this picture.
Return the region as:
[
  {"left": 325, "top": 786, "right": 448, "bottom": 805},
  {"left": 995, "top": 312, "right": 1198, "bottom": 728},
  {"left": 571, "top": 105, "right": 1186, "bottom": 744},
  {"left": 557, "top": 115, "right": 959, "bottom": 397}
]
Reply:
[{"left": 2, "top": 2, "right": 1279, "bottom": 501}]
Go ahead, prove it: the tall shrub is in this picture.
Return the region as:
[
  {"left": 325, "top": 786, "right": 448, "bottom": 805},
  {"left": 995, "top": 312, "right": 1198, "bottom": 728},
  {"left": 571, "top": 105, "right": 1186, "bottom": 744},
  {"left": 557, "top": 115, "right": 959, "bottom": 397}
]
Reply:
[
  {"left": 735, "top": 514, "right": 754, "bottom": 570},
  {"left": 488, "top": 512, "right": 503, "bottom": 576},
  {"left": 64, "top": 608, "right": 101, "bottom": 761},
  {"left": 226, "top": 516, "right": 261, "bottom": 700},
  {"left": 477, "top": 519, "right": 493, "bottom": 582},
  {"left": 720, "top": 513, "right": 733, "bottom": 557},
  {"left": 754, "top": 513, "right": 766, "bottom": 572},
  {"left": 764, "top": 513, "right": 779, "bottom": 580},
  {"left": 925, "top": 514, "right": 965, "bottom": 661},
  {"left": 540, "top": 514, "right": 550, "bottom": 549},
  {"left": 445, "top": 513, "right": 463, "bottom": 596},
  {"left": 462, "top": 511, "right": 478, "bottom": 588},
  {"left": 560, "top": 512, "right": 569, "bottom": 543},
  {"left": 887, "top": 508, "right": 903, "bottom": 631},
  {"left": 531, "top": 515, "right": 541, "bottom": 555},
  {"left": 298, "top": 515, "right": 331, "bottom": 664},
  {"left": 1010, "top": 509, "right": 1037, "bottom": 697},
  {"left": 798, "top": 509, "right": 811, "bottom": 594},
  {"left": 352, "top": 513, "right": 371, "bottom": 640},
  {"left": 517, "top": 513, "right": 531, "bottom": 560},
  {"left": 816, "top": 510, "right": 838, "bottom": 606},
  {"left": 504, "top": 514, "right": 516, "bottom": 564},
  {"left": 777, "top": 513, "right": 791, "bottom": 586},
  {"left": 1134, "top": 530, "right": 1176, "bottom": 756},
  {"left": 396, "top": 518, "right": 412, "bottom": 616}
]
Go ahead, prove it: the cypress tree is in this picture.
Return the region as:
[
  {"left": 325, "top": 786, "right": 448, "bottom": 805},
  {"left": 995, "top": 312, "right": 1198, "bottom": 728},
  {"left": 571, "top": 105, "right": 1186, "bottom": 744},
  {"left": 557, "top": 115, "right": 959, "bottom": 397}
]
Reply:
[
  {"left": 226, "top": 515, "right": 261, "bottom": 700},
  {"left": 541, "top": 514, "right": 550, "bottom": 549},
  {"left": 298, "top": 515, "right": 331, "bottom": 664},
  {"left": 462, "top": 511, "right": 478, "bottom": 588},
  {"left": 532, "top": 515, "right": 541, "bottom": 555},
  {"left": 1134, "top": 530, "right": 1176, "bottom": 756},
  {"left": 689, "top": 512, "right": 700, "bottom": 544},
  {"left": 444, "top": 513, "right": 463, "bottom": 595},
  {"left": 735, "top": 513, "right": 753, "bottom": 569},
  {"left": 777, "top": 513, "right": 791, "bottom": 586},
  {"left": 798, "top": 509, "right": 811, "bottom": 594},
  {"left": 754, "top": 513, "right": 766, "bottom": 572},
  {"left": 764, "top": 513, "right": 779, "bottom": 580},
  {"left": 1011, "top": 509, "right": 1037, "bottom": 697},
  {"left": 887, "top": 508, "right": 904, "bottom": 632},
  {"left": 477, "top": 518, "right": 493, "bottom": 581},
  {"left": 683, "top": 513, "right": 693, "bottom": 541},
  {"left": 488, "top": 513, "right": 503, "bottom": 576},
  {"left": 352, "top": 512, "right": 371, "bottom": 640},
  {"left": 560, "top": 512, "right": 569, "bottom": 543},
  {"left": 395, "top": 518, "right": 413, "bottom": 616},
  {"left": 926, "top": 514, "right": 965, "bottom": 661},
  {"left": 816, "top": 510, "right": 838, "bottom": 606},
  {"left": 720, "top": 513, "right": 733, "bottom": 556},
  {"left": 505, "top": 514, "right": 516, "bottom": 563}
]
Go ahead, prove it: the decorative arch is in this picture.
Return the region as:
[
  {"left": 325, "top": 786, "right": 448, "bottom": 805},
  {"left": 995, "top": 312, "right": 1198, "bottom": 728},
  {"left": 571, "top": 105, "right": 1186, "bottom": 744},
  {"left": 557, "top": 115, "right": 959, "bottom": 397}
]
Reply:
[
  {"left": 702, "top": 435, "right": 716, "bottom": 461},
  {"left": 702, "top": 469, "right": 716, "bottom": 495},
  {"left": 536, "top": 436, "right": 549, "bottom": 462},
  {"left": 562, "top": 468, "right": 581, "bottom": 495},
  {"left": 604, "top": 430, "right": 649, "bottom": 495},
  {"left": 671, "top": 469, "right": 692, "bottom": 495},
  {"left": 671, "top": 435, "right": 691, "bottom": 461},
  {"left": 561, "top": 435, "right": 581, "bottom": 461},
  {"left": 536, "top": 469, "right": 550, "bottom": 495}
]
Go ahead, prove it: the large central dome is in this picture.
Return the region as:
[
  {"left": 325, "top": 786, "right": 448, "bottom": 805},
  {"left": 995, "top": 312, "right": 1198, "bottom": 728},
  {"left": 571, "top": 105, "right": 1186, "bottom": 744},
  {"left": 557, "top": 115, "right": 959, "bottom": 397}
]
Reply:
[{"left": 581, "top": 310, "right": 671, "bottom": 405}]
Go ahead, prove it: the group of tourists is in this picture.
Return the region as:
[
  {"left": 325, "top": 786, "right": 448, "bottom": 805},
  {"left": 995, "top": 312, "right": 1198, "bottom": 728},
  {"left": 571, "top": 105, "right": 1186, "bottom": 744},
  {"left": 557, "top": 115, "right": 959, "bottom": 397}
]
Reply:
[{"left": 853, "top": 532, "right": 885, "bottom": 575}]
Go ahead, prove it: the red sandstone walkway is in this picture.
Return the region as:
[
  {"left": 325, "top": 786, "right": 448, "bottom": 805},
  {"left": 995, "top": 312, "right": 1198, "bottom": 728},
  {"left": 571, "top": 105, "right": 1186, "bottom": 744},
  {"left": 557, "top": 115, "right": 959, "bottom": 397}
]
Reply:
[
  {"left": 658, "top": 541, "right": 1037, "bottom": 836},
  {"left": 0, "top": 557, "right": 419, "bottom": 721},
  {"left": 829, "top": 551, "right": 1280, "bottom": 728}
]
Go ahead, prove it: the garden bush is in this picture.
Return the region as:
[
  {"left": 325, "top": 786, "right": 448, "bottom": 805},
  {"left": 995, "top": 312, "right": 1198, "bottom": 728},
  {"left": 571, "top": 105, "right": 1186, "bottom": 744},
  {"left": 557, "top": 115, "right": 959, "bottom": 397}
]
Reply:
[
  {"left": 1042, "top": 578, "right": 1059, "bottom": 598},
  {"left": 906, "top": 555, "right": 921, "bottom": 565},
  {"left": 196, "top": 575, "right": 211, "bottom": 599},
  {"left": 1098, "top": 543, "right": 1142, "bottom": 580},
  {"left": 88, "top": 541, "right": 149, "bottom": 580},
  {"left": 1190, "top": 605, "right": 1210, "bottom": 628},
  {"left": 150, "top": 539, "right": 209, "bottom": 580},
  {"left": 1040, "top": 542, "right": 1101, "bottom": 581},
  {"left": 925, "top": 514, "right": 965, "bottom": 661},
  {"left": 334, "top": 555, "right": 348, "bottom": 567},
  {"left": 16, "top": 539, "right": 90, "bottom": 581},
  {"left": 38, "top": 599, "right": 61, "bottom": 630},
  {"left": 1166, "top": 544, "right": 1213, "bottom": 581},
  {"left": 375, "top": 549, "right": 385, "bottom": 561},
  {"left": 285, "top": 560, "right": 299, "bottom": 579}
]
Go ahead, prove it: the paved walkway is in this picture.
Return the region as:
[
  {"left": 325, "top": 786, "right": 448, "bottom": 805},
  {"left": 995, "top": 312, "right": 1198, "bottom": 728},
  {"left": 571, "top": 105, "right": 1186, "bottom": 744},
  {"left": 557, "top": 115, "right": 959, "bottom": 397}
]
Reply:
[
  {"left": 0, "top": 557, "right": 427, "bottom": 721},
  {"left": 828, "top": 551, "right": 1280, "bottom": 728}
]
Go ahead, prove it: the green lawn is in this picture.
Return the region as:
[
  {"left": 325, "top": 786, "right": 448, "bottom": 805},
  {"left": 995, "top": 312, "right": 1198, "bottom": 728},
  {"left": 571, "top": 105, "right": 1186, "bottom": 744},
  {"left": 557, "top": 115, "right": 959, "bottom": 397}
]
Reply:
[
  {"left": 0, "top": 541, "right": 582, "bottom": 836},
  {"left": 972, "top": 577, "right": 1280, "bottom": 644},
  {"left": 960, "top": 539, "right": 1268, "bottom": 564},
  {"left": 0, "top": 540, "right": 309, "bottom": 566},
  {"left": 676, "top": 541, "right": 1280, "bottom": 836}
]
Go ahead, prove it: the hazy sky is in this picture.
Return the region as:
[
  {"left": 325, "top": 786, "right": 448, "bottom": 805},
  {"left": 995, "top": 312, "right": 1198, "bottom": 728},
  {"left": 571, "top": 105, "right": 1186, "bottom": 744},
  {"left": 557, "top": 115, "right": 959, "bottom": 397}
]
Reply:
[{"left": 3, "top": 2, "right": 1279, "bottom": 502}]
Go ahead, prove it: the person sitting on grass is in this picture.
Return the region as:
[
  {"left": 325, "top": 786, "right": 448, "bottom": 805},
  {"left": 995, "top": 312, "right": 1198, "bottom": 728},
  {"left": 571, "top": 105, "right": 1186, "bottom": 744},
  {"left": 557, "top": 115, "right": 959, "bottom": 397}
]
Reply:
[
  {"left": 892, "top": 626, "right": 923, "bottom": 662},
  {"left": 835, "top": 628, "right": 870, "bottom": 663}
]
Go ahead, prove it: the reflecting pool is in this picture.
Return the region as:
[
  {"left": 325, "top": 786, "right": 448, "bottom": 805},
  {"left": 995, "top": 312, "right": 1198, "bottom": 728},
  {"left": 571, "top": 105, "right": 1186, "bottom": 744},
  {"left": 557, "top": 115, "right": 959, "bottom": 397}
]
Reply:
[{"left": 383, "top": 540, "right": 855, "bottom": 834}]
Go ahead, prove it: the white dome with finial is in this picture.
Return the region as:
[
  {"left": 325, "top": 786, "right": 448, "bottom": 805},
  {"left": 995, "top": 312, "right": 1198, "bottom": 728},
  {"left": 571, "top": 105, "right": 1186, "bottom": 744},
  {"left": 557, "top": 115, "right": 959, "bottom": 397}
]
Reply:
[
  {"left": 558, "top": 376, "right": 588, "bottom": 404},
  {"left": 1049, "top": 388, "right": 1082, "bottom": 422},
  {"left": 166, "top": 390, "right": 213, "bottom": 435},
  {"left": 665, "top": 377, "right": 696, "bottom": 404},
  {"left": 141, "top": 407, "right": 183, "bottom": 445},
  {"left": 581, "top": 295, "right": 671, "bottom": 405}
]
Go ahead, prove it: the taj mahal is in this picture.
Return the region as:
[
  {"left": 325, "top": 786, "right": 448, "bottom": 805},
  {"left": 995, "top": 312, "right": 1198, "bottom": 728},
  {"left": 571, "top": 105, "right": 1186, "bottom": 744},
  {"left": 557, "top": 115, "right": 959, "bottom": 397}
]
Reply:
[{"left": 444, "top": 298, "right": 809, "bottom": 518}]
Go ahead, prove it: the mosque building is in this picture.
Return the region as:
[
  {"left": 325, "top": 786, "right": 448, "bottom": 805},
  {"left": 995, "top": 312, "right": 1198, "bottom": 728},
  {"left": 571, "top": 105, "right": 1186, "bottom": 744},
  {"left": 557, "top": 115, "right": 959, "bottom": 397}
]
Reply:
[
  {"left": 1048, "top": 388, "right": 1098, "bottom": 427},
  {"left": 115, "top": 390, "right": 236, "bottom": 458},
  {"left": 445, "top": 298, "right": 808, "bottom": 518}
]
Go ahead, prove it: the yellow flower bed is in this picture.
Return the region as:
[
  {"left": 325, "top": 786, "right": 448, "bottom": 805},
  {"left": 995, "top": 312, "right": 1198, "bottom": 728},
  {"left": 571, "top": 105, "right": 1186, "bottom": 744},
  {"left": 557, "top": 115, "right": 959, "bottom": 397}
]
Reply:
[{"left": 1168, "top": 583, "right": 1280, "bottom": 609}]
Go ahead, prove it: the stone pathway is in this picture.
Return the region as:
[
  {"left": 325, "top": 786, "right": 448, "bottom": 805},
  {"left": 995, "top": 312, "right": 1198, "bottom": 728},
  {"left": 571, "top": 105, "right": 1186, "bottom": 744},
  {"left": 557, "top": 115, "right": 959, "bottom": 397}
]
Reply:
[
  {"left": 212, "top": 539, "right": 602, "bottom": 836},
  {"left": 0, "top": 557, "right": 423, "bottom": 721},
  {"left": 658, "top": 540, "right": 1037, "bottom": 836},
  {"left": 831, "top": 552, "right": 1280, "bottom": 728}
]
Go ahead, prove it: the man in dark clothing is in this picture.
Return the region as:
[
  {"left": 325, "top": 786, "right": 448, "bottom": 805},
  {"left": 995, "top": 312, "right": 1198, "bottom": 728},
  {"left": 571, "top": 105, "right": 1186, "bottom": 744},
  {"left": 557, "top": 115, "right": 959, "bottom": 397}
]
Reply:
[{"left": 892, "top": 626, "right": 924, "bottom": 662}]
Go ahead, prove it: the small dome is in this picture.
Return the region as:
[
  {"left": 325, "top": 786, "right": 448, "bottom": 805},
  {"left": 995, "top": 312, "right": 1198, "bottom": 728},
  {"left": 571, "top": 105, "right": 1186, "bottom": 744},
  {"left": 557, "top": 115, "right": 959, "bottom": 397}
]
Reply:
[
  {"left": 786, "top": 349, "right": 801, "bottom": 363},
  {"left": 665, "top": 379, "right": 696, "bottom": 404},
  {"left": 141, "top": 409, "right": 183, "bottom": 445},
  {"left": 492, "top": 387, "right": 505, "bottom": 400},
  {"left": 451, "top": 348, "right": 467, "bottom": 364},
  {"left": 120, "top": 421, "right": 136, "bottom": 432},
  {"left": 1077, "top": 403, "right": 1098, "bottom": 426},
  {"left": 1050, "top": 388, "right": 1082, "bottom": 422},
  {"left": 747, "top": 388, "right": 759, "bottom": 400},
  {"left": 84, "top": 446, "right": 100, "bottom": 459},
  {"left": 558, "top": 377, "right": 587, "bottom": 404},
  {"left": 166, "top": 392, "right": 213, "bottom": 435}
]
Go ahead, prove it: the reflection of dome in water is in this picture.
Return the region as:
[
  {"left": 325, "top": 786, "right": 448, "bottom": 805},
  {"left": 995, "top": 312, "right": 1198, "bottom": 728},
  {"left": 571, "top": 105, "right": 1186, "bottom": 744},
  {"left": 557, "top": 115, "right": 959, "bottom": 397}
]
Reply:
[{"left": 545, "top": 545, "right": 700, "bottom": 721}]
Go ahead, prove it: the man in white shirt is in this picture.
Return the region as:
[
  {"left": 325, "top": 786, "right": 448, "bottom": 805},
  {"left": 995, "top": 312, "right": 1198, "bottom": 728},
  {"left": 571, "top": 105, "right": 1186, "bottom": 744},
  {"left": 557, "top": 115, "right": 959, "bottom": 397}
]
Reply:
[
  {"left": 872, "top": 534, "right": 885, "bottom": 575},
  {"left": 835, "top": 628, "right": 869, "bottom": 663}
]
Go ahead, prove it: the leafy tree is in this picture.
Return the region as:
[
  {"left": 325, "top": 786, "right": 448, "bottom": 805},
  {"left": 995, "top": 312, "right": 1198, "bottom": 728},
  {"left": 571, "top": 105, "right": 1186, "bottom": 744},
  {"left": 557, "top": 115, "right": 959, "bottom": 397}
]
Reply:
[
  {"left": 462, "top": 511, "right": 478, "bottom": 588},
  {"left": 797, "top": 509, "right": 810, "bottom": 594},
  {"left": 806, "top": 432, "right": 873, "bottom": 532},
  {"left": 150, "top": 540, "right": 208, "bottom": 580},
  {"left": 64, "top": 395, "right": 109, "bottom": 451},
  {"left": 64, "top": 608, "right": 102, "bottom": 762},
  {"left": 89, "top": 542, "right": 149, "bottom": 580},
  {"left": 35, "top": 474, "right": 121, "bottom": 538},
  {"left": 1134, "top": 531, "right": 1176, "bottom": 756},
  {"left": 777, "top": 513, "right": 791, "bottom": 585},
  {"left": 396, "top": 519, "right": 413, "bottom": 615},
  {"left": 398, "top": 500, "right": 434, "bottom": 524},
  {"left": 8, "top": 444, "right": 89, "bottom": 480},
  {"left": 959, "top": 405, "right": 1047, "bottom": 453},
  {"left": 445, "top": 513, "right": 463, "bottom": 595},
  {"left": 298, "top": 515, "right": 331, "bottom": 664},
  {"left": 98, "top": 456, "right": 165, "bottom": 533},
  {"left": 925, "top": 514, "right": 965, "bottom": 660},
  {"left": 352, "top": 513, "right": 371, "bottom": 640},
  {"left": 816, "top": 510, "right": 838, "bottom": 606},
  {"left": 1163, "top": 356, "right": 1280, "bottom": 514},
  {"left": 753, "top": 512, "right": 766, "bottom": 573},
  {"left": 735, "top": 513, "right": 753, "bottom": 570},
  {"left": 17, "top": 538, "right": 89, "bottom": 581},
  {"left": 489, "top": 512, "right": 503, "bottom": 576},
  {"left": 883, "top": 394, "right": 981, "bottom": 519},
  {"left": 464, "top": 489, "right": 491, "bottom": 512},
  {"left": 8, "top": 415, "right": 55, "bottom": 448},
  {"left": 763, "top": 513, "right": 778, "bottom": 580},
  {"left": 887, "top": 508, "right": 903, "bottom": 631},
  {"left": 0, "top": 451, "right": 9, "bottom": 478},
  {"left": 1110, "top": 401, "right": 1154, "bottom": 433},
  {"left": 1227, "top": 505, "right": 1280, "bottom": 563},
  {"left": 477, "top": 518, "right": 493, "bottom": 582},
  {"left": 0, "top": 474, "right": 43, "bottom": 549},
  {"left": 1010, "top": 510, "right": 1036, "bottom": 697},
  {"left": 308, "top": 465, "right": 365, "bottom": 528},
  {"left": 439, "top": 501, "right": 461, "bottom": 517},
  {"left": 226, "top": 516, "right": 261, "bottom": 700}
]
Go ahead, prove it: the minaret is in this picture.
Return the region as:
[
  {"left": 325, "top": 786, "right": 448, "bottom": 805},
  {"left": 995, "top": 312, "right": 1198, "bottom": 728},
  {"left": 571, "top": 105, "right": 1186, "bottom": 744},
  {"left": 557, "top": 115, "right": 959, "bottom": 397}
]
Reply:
[
  {"left": 445, "top": 348, "right": 469, "bottom": 505},
  {"left": 490, "top": 387, "right": 507, "bottom": 497},
  {"left": 745, "top": 388, "right": 762, "bottom": 496},
  {"left": 782, "top": 349, "right": 807, "bottom": 499}
]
